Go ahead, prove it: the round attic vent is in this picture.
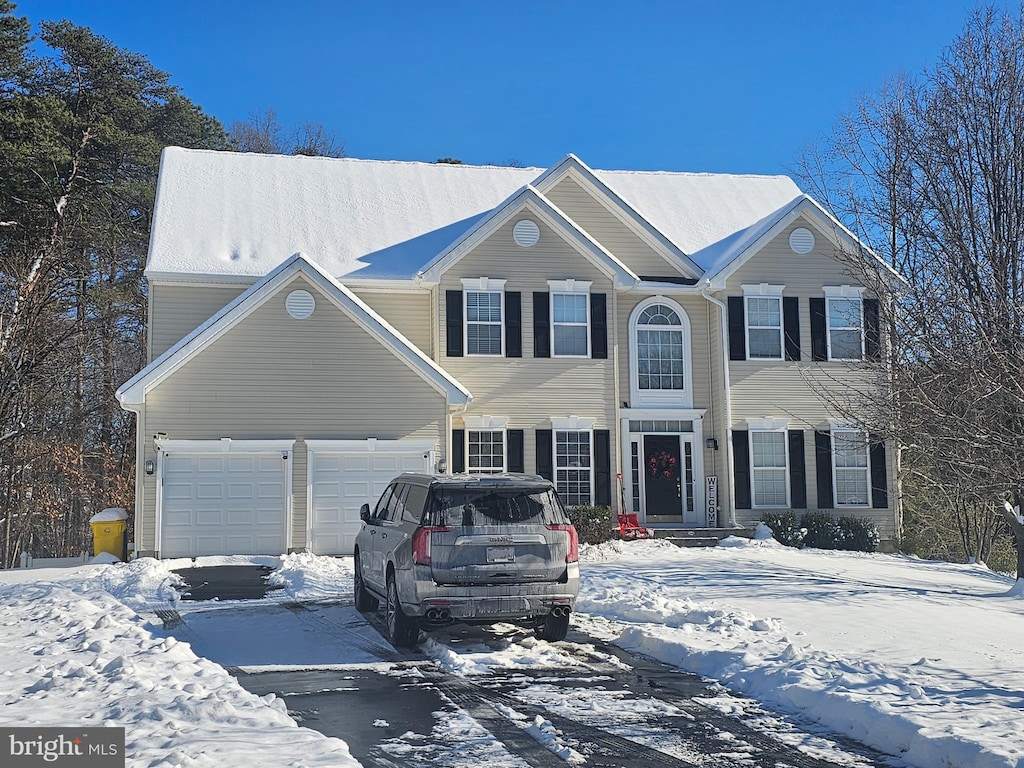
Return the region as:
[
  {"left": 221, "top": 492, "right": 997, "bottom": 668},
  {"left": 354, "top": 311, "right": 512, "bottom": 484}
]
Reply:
[
  {"left": 285, "top": 289, "right": 316, "bottom": 319},
  {"left": 513, "top": 219, "right": 540, "bottom": 247},
  {"left": 789, "top": 227, "right": 815, "bottom": 254}
]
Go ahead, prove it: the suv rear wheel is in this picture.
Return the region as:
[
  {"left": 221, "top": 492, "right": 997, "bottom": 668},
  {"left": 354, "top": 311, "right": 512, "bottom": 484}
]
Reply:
[
  {"left": 385, "top": 573, "right": 421, "bottom": 647},
  {"left": 353, "top": 554, "right": 378, "bottom": 612},
  {"left": 535, "top": 610, "right": 570, "bottom": 642}
]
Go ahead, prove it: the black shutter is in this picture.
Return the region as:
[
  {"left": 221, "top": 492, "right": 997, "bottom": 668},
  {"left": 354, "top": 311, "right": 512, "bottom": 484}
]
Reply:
[
  {"left": 870, "top": 434, "right": 888, "bottom": 508},
  {"left": 594, "top": 429, "right": 611, "bottom": 506},
  {"left": 783, "top": 296, "right": 801, "bottom": 361},
  {"left": 814, "top": 430, "right": 834, "bottom": 508},
  {"left": 810, "top": 297, "right": 827, "bottom": 361},
  {"left": 864, "top": 298, "right": 881, "bottom": 362},
  {"left": 507, "top": 429, "right": 524, "bottom": 473},
  {"left": 451, "top": 429, "right": 465, "bottom": 473},
  {"left": 533, "top": 292, "right": 550, "bottom": 358},
  {"left": 788, "top": 430, "right": 807, "bottom": 509},
  {"left": 728, "top": 296, "right": 746, "bottom": 361},
  {"left": 536, "top": 429, "right": 553, "bottom": 480},
  {"left": 445, "top": 290, "right": 463, "bottom": 357},
  {"left": 590, "top": 293, "right": 608, "bottom": 359},
  {"left": 505, "top": 292, "right": 522, "bottom": 358},
  {"left": 732, "top": 430, "right": 751, "bottom": 509}
]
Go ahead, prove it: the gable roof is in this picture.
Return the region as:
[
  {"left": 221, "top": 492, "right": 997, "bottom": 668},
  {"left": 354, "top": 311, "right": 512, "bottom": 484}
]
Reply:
[
  {"left": 146, "top": 148, "right": 802, "bottom": 282},
  {"left": 703, "top": 195, "right": 905, "bottom": 289},
  {"left": 418, "top": 184, "right": 640, "bottom": 286},
  {"left": 117, "top": 254, "right": 472, "bottom": 408}
]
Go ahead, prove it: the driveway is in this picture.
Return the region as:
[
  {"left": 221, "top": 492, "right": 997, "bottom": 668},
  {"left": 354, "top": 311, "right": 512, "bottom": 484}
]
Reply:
[{"left": 160, "top": 568, "right": 893, "bottom": 767}]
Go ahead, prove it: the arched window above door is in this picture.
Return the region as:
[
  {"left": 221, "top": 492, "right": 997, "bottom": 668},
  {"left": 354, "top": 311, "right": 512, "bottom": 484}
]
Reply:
[{"left": 629, "top": 298, "right": 692, "bottom": 408}]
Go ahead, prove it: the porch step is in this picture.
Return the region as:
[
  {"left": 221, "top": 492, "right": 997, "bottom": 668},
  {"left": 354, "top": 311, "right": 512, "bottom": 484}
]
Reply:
[{"left": 651, "top": 528, "right": 747, "bottom": 548}]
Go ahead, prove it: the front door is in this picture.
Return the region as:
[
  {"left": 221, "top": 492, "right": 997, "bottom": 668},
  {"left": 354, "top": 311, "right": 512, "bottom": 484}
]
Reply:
[{"left": 643, "top": 435, "right": 683, "bottom": 520}]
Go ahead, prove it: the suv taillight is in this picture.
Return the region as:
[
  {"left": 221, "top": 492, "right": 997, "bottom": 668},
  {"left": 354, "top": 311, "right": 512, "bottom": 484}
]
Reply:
[
  {"left": 547, "top": 524, "right": 579, "bottom": 563},
  {"left": 412, "top": 526, "right": 450, "bottom": 566}
]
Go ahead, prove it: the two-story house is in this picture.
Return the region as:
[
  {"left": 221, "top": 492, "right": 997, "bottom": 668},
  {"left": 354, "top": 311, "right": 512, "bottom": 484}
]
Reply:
[{"left": 116, "top": 149, "right": 900, "bottom": 558}]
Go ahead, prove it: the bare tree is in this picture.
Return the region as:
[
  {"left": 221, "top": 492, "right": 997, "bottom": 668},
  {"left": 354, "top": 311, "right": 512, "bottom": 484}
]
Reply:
[
  {"left": 797, "top": 6, "right": 1024, "bottom": 580},
  {"left": 230, "top": 109, "right": 345, "bottom": 158}
]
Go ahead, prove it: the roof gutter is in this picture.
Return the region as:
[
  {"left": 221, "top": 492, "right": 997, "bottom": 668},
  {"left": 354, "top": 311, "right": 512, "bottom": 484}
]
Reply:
[{"left": 700, "top": 281, "right": 739, "bottom": 528}]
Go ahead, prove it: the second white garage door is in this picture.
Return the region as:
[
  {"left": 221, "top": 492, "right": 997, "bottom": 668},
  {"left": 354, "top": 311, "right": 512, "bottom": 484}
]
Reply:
[{"left": 307, "top": 439, "right": 435, "bottom": 555}]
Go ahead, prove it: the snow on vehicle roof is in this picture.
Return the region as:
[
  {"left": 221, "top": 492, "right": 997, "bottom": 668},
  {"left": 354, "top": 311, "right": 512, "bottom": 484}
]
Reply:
[{"left": 146, "top": 148, "right": 802, "bottom": 281}]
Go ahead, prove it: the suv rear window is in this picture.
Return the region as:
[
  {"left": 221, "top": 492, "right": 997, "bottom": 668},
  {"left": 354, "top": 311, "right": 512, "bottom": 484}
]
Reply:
[{"left": 429, "top": 488, "right": 567, "bottom": 527}]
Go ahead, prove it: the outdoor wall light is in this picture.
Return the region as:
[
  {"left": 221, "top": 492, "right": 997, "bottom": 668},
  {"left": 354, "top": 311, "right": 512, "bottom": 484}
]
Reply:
[
  {"left": 705, "top": 438, "right": 719, "bottom": 451},
  {"left": 436, "top": 459, "right": 447, "bottom": 474},
  {"left": 144, "top": 459, "right": 155, "bottom": 475}
]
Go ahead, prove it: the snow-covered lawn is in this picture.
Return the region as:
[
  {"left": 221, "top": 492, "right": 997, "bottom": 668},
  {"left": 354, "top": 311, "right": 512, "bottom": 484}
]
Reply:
[{"left": 0, "top": 539, "right": 1021, "bottom": 768}]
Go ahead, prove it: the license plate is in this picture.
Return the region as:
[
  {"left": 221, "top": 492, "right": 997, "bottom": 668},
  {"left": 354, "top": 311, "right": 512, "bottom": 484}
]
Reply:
[{"left": 486, "top": 546, "right": 515, "bottom": 563}]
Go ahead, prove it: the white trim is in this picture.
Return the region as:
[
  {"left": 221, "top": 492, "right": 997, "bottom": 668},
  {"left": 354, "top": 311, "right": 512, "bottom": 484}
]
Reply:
[
  {"left": 550, "top": 416, "right": 597, "bottom": 430},
  {"left": 549, "top": 282, "right": 592, "bottom": 358},
  {"left": 531, "top": 154, "right": 703, "bottom": 279},
  {"left": 742, "top": 287, "right": 785, "bottom": 361},
  {"left": 463, "top": 415, "right": 509, "bottom": 430},
  {"left": 747, "top": 427, "right": 790, "bottom": 509},
  {"left": 553, "top": 427, "right": 595, "bottom": 507},
  {"left": 822, "top": 284, "right": 867, "bottom": 298},
  {"left": 153, "top": 438, "right": 295, "bottom": 556},
  {"left": 305, "top": 438, "right": 437, "bottom": 453},
  {"left": 418, "top": 186, "right": 639, "bottom": 287},
  {"left": 628, "top": 296, "right": 693, "bottom": 409},
  {"left": 117, "top": 254, "right": 472, "bottom": 408},
  {"left": 463, "top": 283, "right": 505, "bottom": 357},
  {"left": 824, "top": 293, "right": 865, "bottom": 361},
  {"left": 741, "top": 283, "right": 785, "bottom": 296},
  {"left": 830, "top": 427, "right": 872, "bottom": 509}
]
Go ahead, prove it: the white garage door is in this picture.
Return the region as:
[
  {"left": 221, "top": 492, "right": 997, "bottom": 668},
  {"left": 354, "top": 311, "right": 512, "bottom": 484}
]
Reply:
[
  {"left": 160, "top": 450, "right": 289, "bottom": 557},
  {"left": 307, "top": 440, "right": 435, "bottom": 555}
]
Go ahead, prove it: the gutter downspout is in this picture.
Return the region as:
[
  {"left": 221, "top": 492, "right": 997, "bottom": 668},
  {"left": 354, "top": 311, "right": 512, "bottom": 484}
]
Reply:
[{"left": 700, "top": 282, "right": 739, "bottom": 528}]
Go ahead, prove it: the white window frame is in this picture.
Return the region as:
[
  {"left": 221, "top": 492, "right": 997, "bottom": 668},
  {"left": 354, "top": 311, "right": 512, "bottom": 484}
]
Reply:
[
  {"left": 464, "top": 415, "right": 508, "bottom": 474},
  {"left": 628, "top": 296, "right": 693, "bottom": 408},
  {"left": 548, "top": 279, "right": 592, "bottom": 358},
  {"left": 830, "top": 425, "right": 872, "bottom": 508},
  {"left": 747, "top": 417, "right": 790, "bottom": 509},
  {"left": 462, "top": 277, "right": 506, "bottom": 357},
  {"left": 742, "top": 284, "right": 785, "bottom": 360},
  {"left": 823, "top": 285, "right": 865, "bottom": 362},
  {"left": 551, "top": 416, "right": 595, "bottom": 507}
]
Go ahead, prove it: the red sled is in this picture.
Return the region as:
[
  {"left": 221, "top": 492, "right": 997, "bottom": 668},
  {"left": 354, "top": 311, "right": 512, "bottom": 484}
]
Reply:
[{"left": 617, "top": 513, "right": 655, "bottom": 540}]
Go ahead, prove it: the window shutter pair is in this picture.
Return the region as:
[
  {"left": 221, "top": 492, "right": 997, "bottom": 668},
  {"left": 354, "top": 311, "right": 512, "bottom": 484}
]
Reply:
[
  {"left": 450, "top": 428, "right": 525, "bottom": 473},
  {"left": 533, "top": 292, "right": 608, "bottom": 359},
  {"left": 727, "top": 296, "right": 801, "bottom": 361},
  {"left": 732, "top": 429, "right": 807, "bottom": 510},
  {"left": 813, "top": 430, "right": 888, "bottom": 509},
  {"left": 810, "top": 297, "right": 881, "bottom": 362},
  {"left": 444, "top": 290, "right": 521, "bottom": 357},
  {"left": 535, "top": 429, "right": 611, "bottom": 504}
]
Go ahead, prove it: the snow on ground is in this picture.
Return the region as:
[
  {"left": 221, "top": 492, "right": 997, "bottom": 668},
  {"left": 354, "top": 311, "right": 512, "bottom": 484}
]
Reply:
[{"left": 1, "top": 540, "right": 1022, "bottom": 768}]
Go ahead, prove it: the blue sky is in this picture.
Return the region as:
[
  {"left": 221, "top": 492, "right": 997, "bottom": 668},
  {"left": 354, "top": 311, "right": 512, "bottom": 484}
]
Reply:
[{"left": 15, "top": 1, "right": 974, "bottom": 175}]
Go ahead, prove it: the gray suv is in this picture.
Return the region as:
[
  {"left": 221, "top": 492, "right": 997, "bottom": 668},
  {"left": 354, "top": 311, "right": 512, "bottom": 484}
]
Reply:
[{"left": 354, "top": 473, "right": 580, "bottom": 647}]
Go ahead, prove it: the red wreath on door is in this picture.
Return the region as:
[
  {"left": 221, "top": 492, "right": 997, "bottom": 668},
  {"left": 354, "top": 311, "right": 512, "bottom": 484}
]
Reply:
[{"left": 647, "top": 451, "right": 678, "bottom": 479}]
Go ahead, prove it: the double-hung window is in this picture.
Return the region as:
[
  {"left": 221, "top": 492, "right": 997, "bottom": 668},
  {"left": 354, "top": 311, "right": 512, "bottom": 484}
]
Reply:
[
  {"left": 743, "top": 285, "right": 785, "bottom": 360},
  {"left": 549, "top": 279, "right": 591, "bottom": 357},
  {"left": 824, "top": 286, "right": 864, "bottom": 361},
  {"left": 749, "top": 426, "right": 789, "bottom": 507},
  {"left": 465, "top": 415, "right": 507, "bottom": 474},
  {"left": 463, "top": 277, "right": 506, "bottom": 356},
  {"left": 554, "top": 427, "right": 593, "bottom": 507},
  {"left": 832, "top": 428, "right": 870, "bottom": 506}
]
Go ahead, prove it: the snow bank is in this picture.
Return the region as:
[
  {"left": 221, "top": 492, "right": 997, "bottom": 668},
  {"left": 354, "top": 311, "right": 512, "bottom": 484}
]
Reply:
[{"left": 576, "top": 540, "right": 1024, "bottom": 768}]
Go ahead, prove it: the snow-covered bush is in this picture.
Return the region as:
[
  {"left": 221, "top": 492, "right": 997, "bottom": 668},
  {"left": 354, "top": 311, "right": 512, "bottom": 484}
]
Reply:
[
  {"left": 566, "top": 504, "right": 615, "bottom": 544},
  {"left": 800, "top": 511, "right": 879, "bottom": 552},
  {"left": 801, "top": 511, "right": 843, "bottom": 549},
  {"left": 758, "top": 511, "right": 805, "bottom": 548}
]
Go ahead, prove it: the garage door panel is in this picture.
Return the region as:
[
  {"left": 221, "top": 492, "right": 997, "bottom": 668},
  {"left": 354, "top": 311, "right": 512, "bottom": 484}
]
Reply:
[
  {"left": 160, "top": 450, "right": 287, "bottom": 557},
  {"left": 309, "top": 446, "right": 431, "bottom": 556}
]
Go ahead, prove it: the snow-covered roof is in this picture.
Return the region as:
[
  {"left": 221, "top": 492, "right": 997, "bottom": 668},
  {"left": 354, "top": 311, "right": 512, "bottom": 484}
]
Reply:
[{"left": 146, "top": 148, "right": 803, "bottom": 282}]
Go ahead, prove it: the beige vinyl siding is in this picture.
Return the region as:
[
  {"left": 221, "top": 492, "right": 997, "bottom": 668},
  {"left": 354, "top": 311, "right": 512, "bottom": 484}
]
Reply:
[
  {"left": 149, "top": 282, "right": 250, "bottom": 361},
  {"left": 545, "top": 177, "right": 689, "bottom": 279},
  {"left": 138, "top": 274, "right": 447, "bottom": 553},
  {"left": 350, "top": 287, "right": 433, "bottom": 356},
  {"left": 722, "top": 217, "right": 898, "bottom": 538},
  {"left": 440, "top": 215, "right": 616, "bottom": 475}
]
